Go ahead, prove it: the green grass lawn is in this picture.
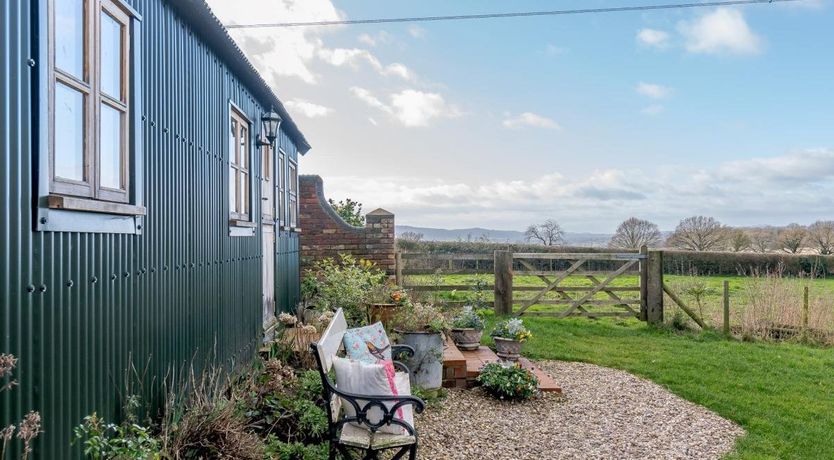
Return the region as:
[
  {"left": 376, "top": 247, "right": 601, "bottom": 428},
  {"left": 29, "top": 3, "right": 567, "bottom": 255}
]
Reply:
[{"left": 480, "top": 315, "right": 834, "bottom": 459}]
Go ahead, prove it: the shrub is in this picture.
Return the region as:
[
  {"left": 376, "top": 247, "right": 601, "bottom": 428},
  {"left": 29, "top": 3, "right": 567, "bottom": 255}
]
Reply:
[
  {"left": 264, "top": 438, "right": 328, "bottom": 460},
  {"left": 491, "top": 318, "right": 532, "bottom": 342},
  {"left": 389, "top": 303, "right": 449, "bottom": 333},
  {"left": 73, "top": 413, "right": 160, "bottom": 460},
  {"left": 302, "top": 254, "right": 386, "bottom": 326},
  {"left": 476, "top": 363, "right": 538, "bottom": 401},
  {"left": 1, "top": 354, "right": 42, "bottom": 460},
  {"left": 451, "top": 306, "right": 484, "bottom": 330}
]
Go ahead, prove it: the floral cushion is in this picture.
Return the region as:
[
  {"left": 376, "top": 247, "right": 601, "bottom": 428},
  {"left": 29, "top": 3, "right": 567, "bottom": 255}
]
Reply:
[
  {"left": 332, "top": 356, "right": 413, "bottom": 436},
  {"left": 343, "top": 322, "right": 392, "bottom": 364}
]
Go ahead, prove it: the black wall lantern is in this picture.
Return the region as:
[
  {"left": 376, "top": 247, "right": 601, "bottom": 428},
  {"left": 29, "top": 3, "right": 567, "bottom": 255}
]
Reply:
[{"left": 259, "top": 107, "right": 282, "bottom": 147}]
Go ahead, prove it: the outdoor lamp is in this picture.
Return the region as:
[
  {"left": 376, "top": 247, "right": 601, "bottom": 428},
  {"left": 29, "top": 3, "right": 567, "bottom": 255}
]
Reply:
[{"left": 259, "top": 108, "right": 282, "bottom": 146}]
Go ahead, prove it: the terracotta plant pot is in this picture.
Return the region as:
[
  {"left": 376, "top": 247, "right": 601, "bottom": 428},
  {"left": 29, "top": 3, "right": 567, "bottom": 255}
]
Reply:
[
  {"left": 450, "top": 328, "right": 483, "bottom": 351},
  {"left": 368, "top": 303, "right": 399, "bottom": 328},
  {"left": 493, "top": 337, "right": 522, "bottom": 361}
]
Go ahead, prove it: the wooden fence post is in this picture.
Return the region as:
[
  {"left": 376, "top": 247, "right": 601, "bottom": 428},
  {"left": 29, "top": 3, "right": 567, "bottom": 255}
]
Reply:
[
  {"left": 802, "top": 286, "right": 809, "bottom": 340},
  {"left": 395, "top": 251, "right": 403, "bottom": 286},
  {"left": 639, "top": 245, "right": 649, "bottom": 322},
  {"left": 723, "top": 280, "right": 730, "bottom": 336},
  {"left": 646, "top": 250, "right": 664, "bottom": 325},
  {"left": 494, "top": 250, "right": 514, "bottom": 316}
]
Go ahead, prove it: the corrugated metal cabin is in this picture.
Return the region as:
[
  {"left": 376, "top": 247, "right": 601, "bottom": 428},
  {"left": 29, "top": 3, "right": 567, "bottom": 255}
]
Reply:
[{"left": 0, "top": 0, "right": 310, "bottom": 456}]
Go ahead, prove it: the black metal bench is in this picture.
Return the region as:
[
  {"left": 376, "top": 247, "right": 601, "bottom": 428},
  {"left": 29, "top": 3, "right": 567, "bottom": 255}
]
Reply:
[{"left": 311, "top": 308, "right": 425, "bottom": 460}]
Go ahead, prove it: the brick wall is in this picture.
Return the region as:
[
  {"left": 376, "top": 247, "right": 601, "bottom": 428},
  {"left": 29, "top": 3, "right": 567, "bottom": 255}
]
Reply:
[{"left": 299, "top": 175, "right": 396, "bottom": 276}]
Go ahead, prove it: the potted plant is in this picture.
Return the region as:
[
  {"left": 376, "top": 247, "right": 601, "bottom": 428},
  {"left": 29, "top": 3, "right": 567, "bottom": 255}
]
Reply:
[
  {"left": 450, "top": 306, "right": 485, "bottom": 351},
  {"left": 490, "top": 318, "right": 532, "bottom": 361},
  {"left": 390, "top": 303, "right": 449, "bottom": 390},
  {"left": 368, "top": 285, "right": 410, "bottom": 329}
]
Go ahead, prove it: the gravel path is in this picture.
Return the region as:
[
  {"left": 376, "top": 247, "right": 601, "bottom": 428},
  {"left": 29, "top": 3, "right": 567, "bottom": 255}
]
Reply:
[{"left": 416, "top": 361, "right": 744, "bottom": 459}]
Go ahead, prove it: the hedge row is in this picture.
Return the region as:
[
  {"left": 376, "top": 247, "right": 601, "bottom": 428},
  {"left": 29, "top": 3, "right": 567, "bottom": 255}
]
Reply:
[
  {"left": 396, "top": 240, "right": 832, "bottom": 277},
  {"left": 662, "top": 250, "right": 832, "bottom": 277}
]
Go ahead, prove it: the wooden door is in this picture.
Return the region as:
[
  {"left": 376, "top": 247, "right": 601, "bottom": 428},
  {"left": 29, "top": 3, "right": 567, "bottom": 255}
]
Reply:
[{"left": 262, "top": 224, "right": 276, "bottom": 335}]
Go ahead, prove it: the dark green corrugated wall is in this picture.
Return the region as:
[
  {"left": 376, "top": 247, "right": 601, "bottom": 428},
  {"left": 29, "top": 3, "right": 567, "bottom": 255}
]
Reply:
[{"left": 0, "top": 0, "right": 302, "bottom": 457}]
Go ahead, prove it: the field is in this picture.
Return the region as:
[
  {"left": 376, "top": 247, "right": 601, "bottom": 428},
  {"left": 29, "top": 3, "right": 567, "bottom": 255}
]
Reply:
[
  {"left": 477, "top": 315, "right": 834, "bottom": 459},
  {"left": 407, "top": 274, "right": 834, "bottom": 334}
]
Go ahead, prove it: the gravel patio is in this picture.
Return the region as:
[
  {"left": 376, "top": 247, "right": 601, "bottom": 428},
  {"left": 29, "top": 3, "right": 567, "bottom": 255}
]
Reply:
[{"left": 417, "top": 360, "right": 745, "bottom": 459}]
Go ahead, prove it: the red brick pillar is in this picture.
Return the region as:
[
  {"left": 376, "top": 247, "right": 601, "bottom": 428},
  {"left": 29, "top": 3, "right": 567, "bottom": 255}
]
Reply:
[{"left": 299, "top": 175, "right": 396, "bottom": 276}]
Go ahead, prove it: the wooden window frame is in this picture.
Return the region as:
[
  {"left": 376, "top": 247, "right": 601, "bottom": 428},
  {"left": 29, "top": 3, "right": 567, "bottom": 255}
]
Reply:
[
  {"left": 261, "top": 143, "right": 274, "bottom": 222},
  {"left": 288, "top": 159, "right": 298, "bottom": 230},
  {"left": 48, "top": 0, "right": 131, "bottom": 204},
  {"left": 229, "top": 104, "right": 252, "bottom": 223},
  {"left": 276, "top": 148, "right": 286, "bottom": 227}
]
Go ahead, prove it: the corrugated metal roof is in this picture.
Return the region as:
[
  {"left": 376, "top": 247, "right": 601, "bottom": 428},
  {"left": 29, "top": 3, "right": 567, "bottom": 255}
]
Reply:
[{"left": 168, "top": 0, "right": 312, "bottom": 154}]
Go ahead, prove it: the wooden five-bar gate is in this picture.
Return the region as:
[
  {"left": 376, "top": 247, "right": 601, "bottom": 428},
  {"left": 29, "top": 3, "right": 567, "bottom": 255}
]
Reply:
[{"left": 398, "top": 247, "right": 665, "bottom": 324}]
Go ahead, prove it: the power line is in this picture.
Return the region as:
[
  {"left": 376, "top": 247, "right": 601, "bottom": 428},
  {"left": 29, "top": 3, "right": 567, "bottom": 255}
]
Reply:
[{"left": 224, "top": 0, "right": 802, "bottom": 29}]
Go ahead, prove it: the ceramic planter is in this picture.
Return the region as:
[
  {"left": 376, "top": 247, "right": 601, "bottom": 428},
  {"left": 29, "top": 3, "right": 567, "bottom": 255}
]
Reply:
[
  {"left": 450, "top": 328, "right": 483, "bottom": 351},
  {"left": 398, "top": 331, "right": 444, "bottom": 389},
  {"left": 493, "top": 337, "right": 522, "bottom": 361}
]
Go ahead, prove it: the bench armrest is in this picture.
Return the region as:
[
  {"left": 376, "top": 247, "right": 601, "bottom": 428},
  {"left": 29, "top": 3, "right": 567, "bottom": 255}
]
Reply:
[
  {"left": 391, "top": 344, "right": 415, "bottom": 361},
  {"left": 332, "top": 386, "right": 426, "bottom": 434}
]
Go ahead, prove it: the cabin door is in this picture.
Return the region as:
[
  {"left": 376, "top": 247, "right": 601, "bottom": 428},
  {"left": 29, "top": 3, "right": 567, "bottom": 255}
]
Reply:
[
  {"left": 262, "top": 145, "right": 276, "bottom": 338},
  {"left": 262, "top": 225, "right": 276, "bottom": 328}
]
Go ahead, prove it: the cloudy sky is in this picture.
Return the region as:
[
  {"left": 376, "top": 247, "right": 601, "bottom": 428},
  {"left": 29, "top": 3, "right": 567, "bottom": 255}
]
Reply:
[{"left": 206, "top": 0, "right": 834, "bottom": 232}]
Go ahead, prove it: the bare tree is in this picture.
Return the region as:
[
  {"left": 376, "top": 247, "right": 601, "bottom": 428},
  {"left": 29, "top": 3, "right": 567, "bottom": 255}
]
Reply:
[
  {"left": 398, "top": 231, "right": 424, "bottom": 243},
  {"left": 666, "top": 216, "right": 728, "bottom": 251},
  {"left": 777, "top": 224, "right": 807, "bottom": 254},
  {"left": 728, "top": 229, "right": 752, "bottom": 252},
  {"left": 749, "top": 228, "right": 776, "bottom": 253},
  {"left": 808, "top": 220, "right": 834, "bottom": 255},
  {"left": 524, "top": 219, "right": 564, "bottom": 246},
  {"left": 608, "top": 217, "right": 661, "bottom": 249}
]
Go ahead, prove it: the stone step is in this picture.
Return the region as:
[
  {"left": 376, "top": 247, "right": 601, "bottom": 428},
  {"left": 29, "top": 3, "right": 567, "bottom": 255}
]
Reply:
[{"left": 442, "top": 338, "right": 562, "bottom": 394}]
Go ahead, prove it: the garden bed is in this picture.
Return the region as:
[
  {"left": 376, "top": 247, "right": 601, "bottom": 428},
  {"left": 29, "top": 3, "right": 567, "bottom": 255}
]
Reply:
[{"left": 418, "top": 360, "right": 744, "bottom": 459}]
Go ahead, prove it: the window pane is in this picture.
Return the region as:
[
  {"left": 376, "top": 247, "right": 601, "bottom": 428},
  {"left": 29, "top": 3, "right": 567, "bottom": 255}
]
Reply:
[
  {"left": 230, "top": 119, "right": 237, "bottom": 164},
  {"left": 54, "top": 82, "right": 85, "bottom": 181},
  {"left": 55, "top": 0, "right": 84, "bottom": 80},
  {"left": 240, "top": 127, "right": 248, "bottom": 169},
  {"left": 100, "top": 12, "right": 122, "bottom": 98},
  {"left": 100, "top": 103, "right": 122, "bottom": 189},
  {"left": 229, "top": 168, "right": 237, "bottom": 212},
  {"left": 241, "top": 171, "right": 248, "bottom": 216}
]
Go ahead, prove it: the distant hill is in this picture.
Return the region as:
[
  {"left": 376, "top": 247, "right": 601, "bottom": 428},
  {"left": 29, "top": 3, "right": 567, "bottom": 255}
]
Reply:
[{"left": 396, "top": 225, "right": 613, "bottom": 247}]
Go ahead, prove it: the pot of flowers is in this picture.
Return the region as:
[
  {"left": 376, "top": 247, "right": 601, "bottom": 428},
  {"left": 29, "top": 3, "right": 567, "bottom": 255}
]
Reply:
[
  {"left": 390, "top": 303, "right": 449, "bottom": 390},
  {"left": 490, "top": 318, "right": 532, "bottom": 361},
  {"left": 450, "top": 306, "right": 484, "bottom": 351},
  {"left": 368, "top": 287, "right": 410, "bottom": 329}
]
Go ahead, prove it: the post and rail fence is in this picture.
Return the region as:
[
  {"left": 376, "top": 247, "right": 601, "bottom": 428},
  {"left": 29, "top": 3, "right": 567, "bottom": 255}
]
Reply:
[{"left": 397, "top": 246, "right": 669, "bottom": 324}]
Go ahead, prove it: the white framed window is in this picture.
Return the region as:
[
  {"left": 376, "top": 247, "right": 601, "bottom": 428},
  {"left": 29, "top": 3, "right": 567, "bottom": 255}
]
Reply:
[
  {"left": 288, "top": 159, "right": 298, "bottom": 229},
  {"left": 276, "top": 149, "right": 286, "bottom": 227},
  {"left": 229, "top": 106, "right": 251, "bottom": 222},
  {"left": 49, "top": 0, "right": 132, "bottom": 203}
]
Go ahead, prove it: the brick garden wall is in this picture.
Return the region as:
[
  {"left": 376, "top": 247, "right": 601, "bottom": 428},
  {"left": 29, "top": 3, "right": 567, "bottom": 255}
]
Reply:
[{"left": 299, "top": 175, "right": 396, "bottom": 276}]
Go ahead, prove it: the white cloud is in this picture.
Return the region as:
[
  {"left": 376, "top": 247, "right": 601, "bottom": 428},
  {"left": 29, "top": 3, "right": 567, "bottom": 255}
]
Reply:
[
  {"left": 357, "top": 31, "right": 391, "bottom": 47},
  {"left": 636, "top": 82, "right": 672, "bottom": 99},
  {"left": 284, "top": 99, "right": 333, "bottom": 118},
  {"left": 677, "top": 8, "right": 763, "bottom": 55},
  {"left": 390, "top": 90, "right": 461, "bottom": 127},
  {"left": 350, "top": 87, "right": 460, "bottom": 127},
  {"left": 349, "top": 87, "right": 390, "bottom": 112},
  {"left": 208, "top": 0, "right": 416, "bottom": 85},
  {"left": 641, "top": 104, "right": 665, "bottom": 116},
  {"left": 502, "top": 112, "right": 561, "bottom": 130},
  {"left": 322, "top": 149, "right": 834, "bottom": 230},
  {"left": 315, "top": 47, "right": 415, "bottom": 81},
  {"left": 408, "top": 26, "right": 427, "bottom": 39},
  {"left": 636, "top": 28, "right": 670, "bottom": 48}
]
